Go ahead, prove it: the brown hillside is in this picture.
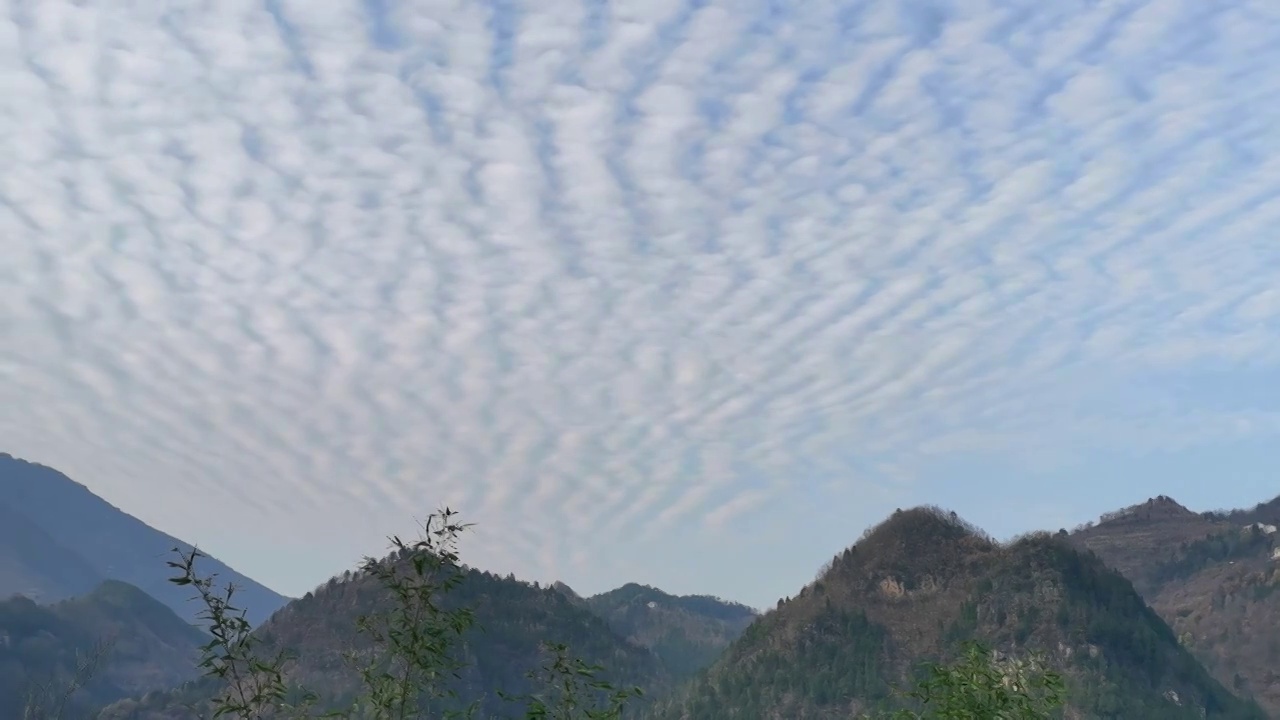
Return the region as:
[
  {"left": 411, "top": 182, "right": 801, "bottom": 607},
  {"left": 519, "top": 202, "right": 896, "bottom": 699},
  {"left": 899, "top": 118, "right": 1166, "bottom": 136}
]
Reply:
[
  {"left": 647, "top": 506, "right": 1264, "bottom": 720},
  {"left": 1072, "top": 494, "right": 1280, "bottom": 716},
  {"left": 1072, "top": 496, "right": 1223, "bottom": 595}
]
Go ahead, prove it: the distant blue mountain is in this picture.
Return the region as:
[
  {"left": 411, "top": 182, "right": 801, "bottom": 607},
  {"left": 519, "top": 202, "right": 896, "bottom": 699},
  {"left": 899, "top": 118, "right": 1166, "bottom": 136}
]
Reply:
[
  {"left": 0, "top": 578, "right": 208, "bottom": 718},
  {"left": 0, "top": 453, "right": 287, "bottom": 626}
]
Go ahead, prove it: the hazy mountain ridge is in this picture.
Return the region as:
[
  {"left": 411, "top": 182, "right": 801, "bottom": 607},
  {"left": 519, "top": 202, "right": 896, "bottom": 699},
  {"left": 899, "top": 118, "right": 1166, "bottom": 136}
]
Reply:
[
  {"left": 646, "top": 506, "right": 1266, "bottom": 720},
  {"left": 579, "top": 582, "right": 759, "bottom": 677},
  {"left": 0, "top": 498, "right": 106, "bottom": 604},
  {"left": 0, "top": 453, "right": 288, "bottom": 625},
  {"left": 0, "top": 579, "right": 205, "bottom": 719}
]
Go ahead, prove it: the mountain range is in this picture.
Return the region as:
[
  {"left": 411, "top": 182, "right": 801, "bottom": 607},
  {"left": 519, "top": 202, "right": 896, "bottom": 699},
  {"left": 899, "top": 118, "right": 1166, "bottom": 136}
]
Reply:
[
  {"left": 2, "top": 451, "right": 1278, "bottom": 718},
  {"left": 646, "top": 507, "right": 1267, "bottom": 719},
  {"left": 0, "top": 453, "right": 287, "bottom": 626}
]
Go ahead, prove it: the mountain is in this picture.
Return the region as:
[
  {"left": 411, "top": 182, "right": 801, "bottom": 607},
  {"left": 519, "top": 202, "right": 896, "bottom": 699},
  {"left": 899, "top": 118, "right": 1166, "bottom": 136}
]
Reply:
[
  {"left": 97, "top": 564, "right": 672, "bottom": 719},
  {"left": 1073, "top": 494, "right": 1280, "bottom": 715},
  {"left": 579, "top": 583, "right": 758, "bottom": 678},
  {"left": 647, "top": 506, "right": 1266, "bottom": 720},
  {"left": 0, "top": 453, "right": 288, "bottom": 625},
  {"left": 1070, "top": 496, "right": 1221, "bottom": 596},
  {"left": 0, "top": 499, "right": 105, "bottom": 603},
  {"left": 0, "top": 579, "right": 205, "bottom": 719}
]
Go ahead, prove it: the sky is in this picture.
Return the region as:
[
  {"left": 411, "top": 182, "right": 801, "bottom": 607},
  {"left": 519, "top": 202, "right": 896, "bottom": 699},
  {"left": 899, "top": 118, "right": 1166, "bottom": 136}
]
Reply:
[{"left": 2, "top": 0, "right": 1280, "bottom": 611}]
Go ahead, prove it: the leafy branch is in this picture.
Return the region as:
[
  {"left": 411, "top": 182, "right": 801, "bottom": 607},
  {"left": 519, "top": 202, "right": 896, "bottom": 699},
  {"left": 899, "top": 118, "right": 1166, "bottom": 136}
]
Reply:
[
  {"left": 883, "top": 641, "right": 1065, "bottom": 720},
  {"left": 167, "top": 547, "right": 316, "bottom": 719},
  {"left": 343, "top": 507, "right": 478, "bottom": 720}
]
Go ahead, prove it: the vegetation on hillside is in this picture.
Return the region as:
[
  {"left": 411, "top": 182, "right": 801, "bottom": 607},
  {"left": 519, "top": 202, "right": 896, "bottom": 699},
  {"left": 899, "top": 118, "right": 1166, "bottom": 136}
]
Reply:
[
  {"left": 1, "top": 580, "right": 205, "bottom": 719},
  {"left": 1071, "top": 496, "right": 1280, "bottom": 714},
  {"left": 645, "top": 508, "right": 1267, "bottom": 720},
  {"left": 1148, "top": 526, "right": 1276, "bottom": 589},
  {"left": 92, "top": 509, "right": 652, "bottom": 720},
  {"left": 886, "top": 641, "right": 1065, "bottom": 720},
  {"left": 14, "top": 502, "right": 1275, "bottom": 720}
]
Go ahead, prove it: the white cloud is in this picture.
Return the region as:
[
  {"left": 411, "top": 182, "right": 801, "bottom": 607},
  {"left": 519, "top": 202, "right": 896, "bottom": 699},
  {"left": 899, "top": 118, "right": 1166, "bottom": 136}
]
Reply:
[{"left": 3, "top": 0, "right": 1280, "bottom": 607}]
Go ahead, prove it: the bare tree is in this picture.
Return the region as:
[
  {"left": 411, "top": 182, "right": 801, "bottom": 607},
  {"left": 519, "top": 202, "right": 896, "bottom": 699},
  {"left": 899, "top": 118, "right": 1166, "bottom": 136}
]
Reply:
[{"left": 22, "top": 635, "right": 116, "bottom": 720}]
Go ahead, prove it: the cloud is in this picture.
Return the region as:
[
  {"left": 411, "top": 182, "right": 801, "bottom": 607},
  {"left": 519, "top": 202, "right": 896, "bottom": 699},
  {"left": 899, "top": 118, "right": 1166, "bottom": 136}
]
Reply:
[{"left": 3, "top": 0, "right": 1280, "bottom": 606}]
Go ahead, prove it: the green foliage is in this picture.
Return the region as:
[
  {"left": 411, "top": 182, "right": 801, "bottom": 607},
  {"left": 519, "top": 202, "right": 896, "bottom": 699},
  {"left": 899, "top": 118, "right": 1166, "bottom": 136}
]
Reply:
[
  {"left": 883, "top": 641, "right": 1064, "bottom": 720},
  {"left": 166, "top": 547, "right": 315, "bottom": 719},
  {"left": 500, "top": 642, "right": 642, "bottom": 719},
  {"left": 345, "top": 508, "right": 477, "bottom": 720}
]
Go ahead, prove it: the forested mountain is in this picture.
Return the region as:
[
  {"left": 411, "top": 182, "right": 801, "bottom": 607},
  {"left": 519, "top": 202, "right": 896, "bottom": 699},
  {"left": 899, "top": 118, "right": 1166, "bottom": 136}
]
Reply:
[
  {"left": 577, "top": 583, "right": 758, "bottom": 677},
  {"left": 0, "top": 580, "right": 205, "bottom": 719},
  {"left": 645, "top": 507, "right": 1267, "bottom": 720},
  {"left": 97, "top": 563, "right": 670, "bottom": 719},
  {"left": 0, "top": 453, "right": 288, "bottom": 625},
  {"left": 7, "top": 449, "right": 1277, "bottom": 720},
  {"left": 1073, "top": 494, "right": 1280, "bottom": 715}
]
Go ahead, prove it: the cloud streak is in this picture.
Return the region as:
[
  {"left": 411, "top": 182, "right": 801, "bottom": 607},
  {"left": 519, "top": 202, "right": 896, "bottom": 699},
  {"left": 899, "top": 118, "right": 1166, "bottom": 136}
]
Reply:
[{"left": 3, "top": 0, "right": 1280, "bottom": 606}]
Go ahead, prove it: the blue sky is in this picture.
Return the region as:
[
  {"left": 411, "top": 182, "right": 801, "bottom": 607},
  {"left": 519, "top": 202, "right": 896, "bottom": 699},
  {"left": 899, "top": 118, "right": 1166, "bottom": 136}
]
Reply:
[{"left": 2, "top": 0, "right": 1280, "bottom": 611}]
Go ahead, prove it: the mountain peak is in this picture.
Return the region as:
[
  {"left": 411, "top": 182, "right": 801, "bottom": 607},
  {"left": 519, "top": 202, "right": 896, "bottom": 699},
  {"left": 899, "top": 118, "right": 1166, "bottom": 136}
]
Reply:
[
  {"left": 83, "top": 578, "right": 163, "bottom": 608},
  {"left": 549, "top": 580, "right": 580, "bottom": 598},
  {"left": 860, "top": 505, "right": 986, "bottom": 543},
  {"left": 820, "top": 505, "right": 996, "bottom": 582},
  {"left": 1098, "top": 495, "right": 1195, "bottom": 525}
]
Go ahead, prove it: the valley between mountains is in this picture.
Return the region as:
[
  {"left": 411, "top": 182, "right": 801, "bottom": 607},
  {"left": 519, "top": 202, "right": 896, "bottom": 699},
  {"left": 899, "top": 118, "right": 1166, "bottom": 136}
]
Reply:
[{"left": 3, "top": 452, "right": 1278, "bottom": 719}]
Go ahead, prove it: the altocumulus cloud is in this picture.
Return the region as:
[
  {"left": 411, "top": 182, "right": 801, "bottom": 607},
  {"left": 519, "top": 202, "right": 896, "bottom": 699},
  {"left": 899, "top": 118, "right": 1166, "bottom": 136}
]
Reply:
[{"left": 3, "top": 0, "right": 1280, "bottom": 606}]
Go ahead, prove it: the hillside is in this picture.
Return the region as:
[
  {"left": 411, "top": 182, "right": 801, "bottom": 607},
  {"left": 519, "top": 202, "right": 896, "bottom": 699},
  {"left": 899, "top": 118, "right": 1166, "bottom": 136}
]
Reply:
[
  {"left": 647, "top": 506, "right": 1266, "bottom": 720},
  {"left": 0, "top": 580, "right": 205, "bottom": 719},
  {"left": 0, "top": 499, "right": 105, "bottom": 603},
  {"left": 1070, "top": 496, "right": 1224, "bottom": 596},
  {"left": 98, "top": 563, "right": 671, "bottom": 719},
  {"left": 1073, "top": 494, "right": 1280, "bottom": 715},
  {"left": 579, "top": 583, "right": 758, "bottom": 678},
  {"left": 0, "top": 453, "right": 288, "bottom": 625}
]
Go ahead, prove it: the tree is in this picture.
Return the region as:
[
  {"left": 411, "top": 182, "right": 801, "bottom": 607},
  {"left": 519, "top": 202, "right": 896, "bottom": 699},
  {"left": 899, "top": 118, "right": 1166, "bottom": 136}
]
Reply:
[
  {"left": 501, "top": 642, "right": 642, "bottom": 720},
  {"left": 21, "top": 637, "right": 115, "bottom": 720},
  {"left": 884, "top": 641, "right": 1065, "bottom": 720}
]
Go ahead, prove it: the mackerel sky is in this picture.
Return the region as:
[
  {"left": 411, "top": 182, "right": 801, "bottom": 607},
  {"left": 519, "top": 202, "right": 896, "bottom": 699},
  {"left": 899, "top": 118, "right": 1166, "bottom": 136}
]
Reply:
[{"left": 3, "top": 0, "right": 1279, "bottom": 609}]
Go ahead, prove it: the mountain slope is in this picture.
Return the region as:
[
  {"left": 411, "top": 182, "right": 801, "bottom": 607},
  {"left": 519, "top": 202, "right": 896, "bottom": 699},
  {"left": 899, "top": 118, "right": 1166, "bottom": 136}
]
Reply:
[
  {"left": 581, "top": 583, "right": 758, "bottom": 678},
  {"left": 1071, "top": 496, "right": 1224, "bottom": 596},
  {"left": 0, "top": 580, "right": 205, "bottom": 719},
  {"left": 99, "top": 564, "right": 671, "bottom": 719},
  {"left": 0, "top": 499, "right": 105, "bottom": 603},
  {"left": 0, "top": 453, "right": 288, "bottom": 625},
  {"left": 649, "top": 507, "right": 1266, "bottom": 720},
  {"left": 1073, "top": 494, "right": 1280, "bottom": 715}
]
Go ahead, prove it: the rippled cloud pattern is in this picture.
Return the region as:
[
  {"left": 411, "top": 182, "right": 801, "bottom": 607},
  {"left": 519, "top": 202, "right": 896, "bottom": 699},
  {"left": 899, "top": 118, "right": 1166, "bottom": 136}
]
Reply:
[{"left": 4, "top": 0, "right": 1280, "bottom": 606}]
